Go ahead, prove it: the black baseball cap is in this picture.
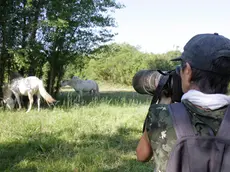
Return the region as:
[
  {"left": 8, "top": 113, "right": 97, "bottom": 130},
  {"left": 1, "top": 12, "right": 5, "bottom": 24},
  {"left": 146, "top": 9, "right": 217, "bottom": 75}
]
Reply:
[{"left": 171, "top": 33, "right": 230, "bottom": 74}]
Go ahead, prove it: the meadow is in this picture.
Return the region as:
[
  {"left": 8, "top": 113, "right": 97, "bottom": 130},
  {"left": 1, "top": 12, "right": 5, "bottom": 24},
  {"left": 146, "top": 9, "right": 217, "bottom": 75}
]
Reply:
[{"left": 0, "top": 84, "right": 154, "bottom": 172}]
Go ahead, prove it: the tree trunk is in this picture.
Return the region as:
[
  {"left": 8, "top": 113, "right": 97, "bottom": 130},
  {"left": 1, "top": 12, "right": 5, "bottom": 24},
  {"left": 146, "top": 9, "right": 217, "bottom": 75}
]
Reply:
[
  {"left": 0, "top": 0, "right": 8, "bottom": 98},
  {"left": 48, "top": 66, "right": 55, "bottom": 95},
  {"left": 27, "top": 0, "right": 41, "bottom": 77},
  {"left": 48, "top": 52, "right": 56, "bottom": 96},
  {"left": 54, "top": 67, "right": 64, "bottom": 96}
]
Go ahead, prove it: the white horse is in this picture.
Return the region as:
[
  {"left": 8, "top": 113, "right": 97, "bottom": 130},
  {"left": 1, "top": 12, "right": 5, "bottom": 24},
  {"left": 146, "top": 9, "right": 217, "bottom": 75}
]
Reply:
[
  {"left": 60, "top": 77, "right": 99, "bottom": 97},
  {"left": 3, "top": 76, "right": 56, "bottom": 113}
]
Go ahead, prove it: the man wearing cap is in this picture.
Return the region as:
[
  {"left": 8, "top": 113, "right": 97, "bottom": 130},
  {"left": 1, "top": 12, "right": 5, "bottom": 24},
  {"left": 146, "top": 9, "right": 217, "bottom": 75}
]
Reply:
[{"left": 136, "top": 33, "right": 230, "bottom": 172}]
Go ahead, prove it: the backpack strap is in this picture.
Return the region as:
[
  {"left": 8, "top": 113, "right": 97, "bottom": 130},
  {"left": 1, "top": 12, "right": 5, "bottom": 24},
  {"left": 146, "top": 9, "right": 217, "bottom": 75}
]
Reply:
[
  {"left": 168, "top": 103, "right": 196, "bottom": 139},
  {"left": 217, "top": 105, "right": 230, "bottom": 138},
  {"left": 142, "top": 75, "right": 170, "bottom": 133}
]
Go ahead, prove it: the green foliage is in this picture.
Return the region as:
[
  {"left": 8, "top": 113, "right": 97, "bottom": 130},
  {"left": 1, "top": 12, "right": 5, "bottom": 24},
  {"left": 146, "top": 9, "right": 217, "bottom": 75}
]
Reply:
[
  {"left": 8, "top": 49, "right": 30, "bottom": 71},
  {"left": 75, "top": 43, "right": 182, "bottom": 85},
  {"left": 82, "top": 44, "right": 145, "bottom": 85},
  {"left": 42, "top": 62, "right": 51, "bottom": 85},
  {"left": 63, "top": 55, "right": 91, "bottom": 80},
  {"left": 147, "top": 51, "right": 181, "bottom": 70}
]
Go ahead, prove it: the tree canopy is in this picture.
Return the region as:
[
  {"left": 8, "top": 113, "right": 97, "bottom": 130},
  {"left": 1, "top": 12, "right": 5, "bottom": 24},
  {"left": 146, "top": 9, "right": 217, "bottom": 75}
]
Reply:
[
  {"left": 0, "top": 0, "right": 124, "bottom": 97},
  {"left": 63, "top": 43, "right": 181, "bottom": 85}
]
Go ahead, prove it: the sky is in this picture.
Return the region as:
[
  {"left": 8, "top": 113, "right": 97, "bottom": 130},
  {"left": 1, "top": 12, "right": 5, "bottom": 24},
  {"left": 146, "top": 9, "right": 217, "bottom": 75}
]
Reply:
[{"left": 111, "top": 0, "right": 230, "bottom": 54}]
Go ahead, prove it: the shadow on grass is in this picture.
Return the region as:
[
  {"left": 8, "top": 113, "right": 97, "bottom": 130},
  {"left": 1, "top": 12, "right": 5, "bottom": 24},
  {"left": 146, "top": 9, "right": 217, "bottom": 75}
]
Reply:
[
  {"left": 66, "top": 126, "right": 153, "bottom": 172},
  {"left": 0, "top": 132, "right": 76, "bottom": 172},
  {"left": 56, "top": 90, "right": 153, "bottom": 109},
  {"left": 101, "top": 159, "right": 153, "bottom": 172},
  {"left": 77, "top": 127, "right": 141, "bottom": 153},
  {"left": 0, "top": 126, "right": 153, "bottom": 172}
]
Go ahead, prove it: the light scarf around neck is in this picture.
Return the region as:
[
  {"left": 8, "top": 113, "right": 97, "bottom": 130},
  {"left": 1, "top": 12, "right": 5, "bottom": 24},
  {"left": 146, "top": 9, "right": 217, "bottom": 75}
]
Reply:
[{"left": 181, "top": 90, "right": 230, "bottom": 110}]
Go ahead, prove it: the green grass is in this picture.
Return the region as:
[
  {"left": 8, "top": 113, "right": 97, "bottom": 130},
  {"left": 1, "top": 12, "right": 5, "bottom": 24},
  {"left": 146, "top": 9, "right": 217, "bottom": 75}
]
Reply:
[{"left": 0, "top": 87, "right": 154, "bottom": 172}]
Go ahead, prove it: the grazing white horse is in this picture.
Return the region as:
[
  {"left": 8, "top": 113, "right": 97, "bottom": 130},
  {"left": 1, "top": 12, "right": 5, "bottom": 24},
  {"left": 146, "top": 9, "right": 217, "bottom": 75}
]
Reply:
[
  {"left": 3, "top": 76, "right": 56, "bottom": 113},
  {"left": 2, "top": 85, "right": 16, "bottom": 110},
  {"left": 60, "top": 77, "right": 99, "bottom": 97}
]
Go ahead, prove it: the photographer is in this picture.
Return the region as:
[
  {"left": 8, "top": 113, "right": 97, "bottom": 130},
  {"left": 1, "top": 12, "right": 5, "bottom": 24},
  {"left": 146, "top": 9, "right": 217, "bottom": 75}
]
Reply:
[{"left": 136, "top": 33, "right": 230, "bottom": 172}]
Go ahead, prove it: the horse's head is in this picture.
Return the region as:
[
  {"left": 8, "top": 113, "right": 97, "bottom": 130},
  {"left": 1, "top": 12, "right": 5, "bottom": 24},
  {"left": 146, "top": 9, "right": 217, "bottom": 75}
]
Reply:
[
  {"left": 1, "top": 84, "right": 15, "bottom": 110},
  {"left": 72, "top": 76, "right": 80, "bottom": 80},
  {"left": 3, "top": 97, "right": 15, "bottom": 110},
  {"left": 2, "top": 84, "right": 11, "bottom": 97},
  {"left": 60, "top": 80, "right": 70, "bottom": 87}
]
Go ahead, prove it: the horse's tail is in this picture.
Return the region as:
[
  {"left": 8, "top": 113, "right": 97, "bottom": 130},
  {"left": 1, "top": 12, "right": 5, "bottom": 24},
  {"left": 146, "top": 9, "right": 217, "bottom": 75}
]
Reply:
[
  {"left": 38, "top": 81, "right": 56, "bottom": 104},
  {"left": 95, "top": 81, "right": 99, "bottom": 94}
]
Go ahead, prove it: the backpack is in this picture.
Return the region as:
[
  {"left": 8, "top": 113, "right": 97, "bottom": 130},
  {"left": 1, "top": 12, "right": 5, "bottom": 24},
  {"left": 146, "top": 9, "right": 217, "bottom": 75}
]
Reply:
[{"left": 166, "top": 103, "right": 230, "bottom": 172}]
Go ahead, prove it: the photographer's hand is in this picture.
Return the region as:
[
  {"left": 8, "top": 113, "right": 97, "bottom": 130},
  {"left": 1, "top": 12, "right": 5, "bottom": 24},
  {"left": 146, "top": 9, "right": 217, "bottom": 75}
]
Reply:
[{"left": 136, "top": 129, "right": 153, "bottom": 162}]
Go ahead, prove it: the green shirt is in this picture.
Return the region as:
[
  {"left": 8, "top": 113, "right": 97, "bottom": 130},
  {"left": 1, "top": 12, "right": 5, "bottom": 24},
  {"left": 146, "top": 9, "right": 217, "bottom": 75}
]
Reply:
[{"left": 145, "top": 100, "right": 227, "bottom": 172}]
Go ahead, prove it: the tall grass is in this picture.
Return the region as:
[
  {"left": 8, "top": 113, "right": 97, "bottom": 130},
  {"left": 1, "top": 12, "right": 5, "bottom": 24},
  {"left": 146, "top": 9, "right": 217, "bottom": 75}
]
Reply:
[{"left": 0, "top": 87, "right": 154, "bottom": 172}]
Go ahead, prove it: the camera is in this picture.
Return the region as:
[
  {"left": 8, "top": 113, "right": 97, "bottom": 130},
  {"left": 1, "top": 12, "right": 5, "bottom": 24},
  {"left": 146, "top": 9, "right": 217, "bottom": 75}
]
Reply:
[
  {"left": 132, "top": 66, "right": 183, "bottom": 104},
  {"left": 132, "top": 67, "right": 184, "bottom": 132}
]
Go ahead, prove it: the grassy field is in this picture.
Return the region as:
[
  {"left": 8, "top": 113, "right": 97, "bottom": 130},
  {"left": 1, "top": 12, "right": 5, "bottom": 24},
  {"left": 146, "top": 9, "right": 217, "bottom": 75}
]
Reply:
[{"left": 0, "top": 85, "right": 154, "bottom": 172}]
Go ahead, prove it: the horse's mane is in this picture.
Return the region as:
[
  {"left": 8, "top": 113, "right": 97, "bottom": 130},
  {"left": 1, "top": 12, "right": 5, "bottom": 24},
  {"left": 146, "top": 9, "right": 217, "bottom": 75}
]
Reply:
[
  {"left": 71, "top": 77, "right": 83, "bottom": 84},
  {"left": 10, "top": 72, "right": 23, "bottom": 82}
]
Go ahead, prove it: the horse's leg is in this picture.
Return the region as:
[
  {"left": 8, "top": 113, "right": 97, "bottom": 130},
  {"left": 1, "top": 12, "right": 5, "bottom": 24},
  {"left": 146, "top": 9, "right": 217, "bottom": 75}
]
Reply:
[
  {"left": 37, "top": 93, "right": 41, "bottom": 111},
  {"left": 14, "top": 92, "right": 22, "bottom": 110},
  {"left": 78, "top": 90, "right": 83, "bottom": 100},
  {"left": 26, "top": 92, "right": 34, "bottom": 113},
  {"left": 92, "top": 83, "right": 98, "bottom": 96}
]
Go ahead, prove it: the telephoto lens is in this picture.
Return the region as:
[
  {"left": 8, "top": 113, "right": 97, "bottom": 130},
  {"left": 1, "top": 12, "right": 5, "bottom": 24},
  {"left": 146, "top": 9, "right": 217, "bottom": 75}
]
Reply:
[
  {"left": 132, "top": 70, "right": 162, "bottom": 96},
  {"left": 132, "top": 68, "right": 183, "bottom": 103}
]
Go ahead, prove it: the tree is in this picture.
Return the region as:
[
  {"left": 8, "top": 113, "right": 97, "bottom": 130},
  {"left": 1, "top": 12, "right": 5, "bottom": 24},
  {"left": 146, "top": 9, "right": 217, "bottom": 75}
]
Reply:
[
  {"left": 41, "top": 0, "right": 124, "bottom": 95},
  {"left": 0, "top": 0, "right": 124, "bottom": 99},
  {"left": 79, "top": 43, "right": 181, "bottom": 86}
]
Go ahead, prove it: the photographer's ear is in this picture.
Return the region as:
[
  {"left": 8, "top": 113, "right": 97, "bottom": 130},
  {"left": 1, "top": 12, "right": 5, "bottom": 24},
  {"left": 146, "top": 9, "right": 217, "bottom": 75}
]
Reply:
[
  {"left": 181, "top": 62, "right": 192, "bottom": 80},
  {"left": 185, "top": 62, "right": 192, "bottom": 82},
  {"left": 180, "top": 62, "right": 193, "bottom": 93}
]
